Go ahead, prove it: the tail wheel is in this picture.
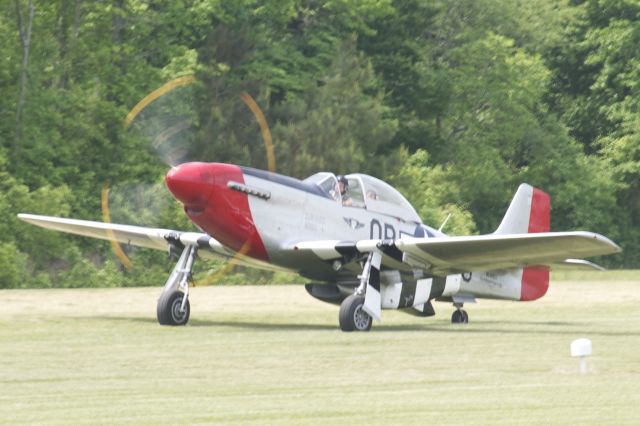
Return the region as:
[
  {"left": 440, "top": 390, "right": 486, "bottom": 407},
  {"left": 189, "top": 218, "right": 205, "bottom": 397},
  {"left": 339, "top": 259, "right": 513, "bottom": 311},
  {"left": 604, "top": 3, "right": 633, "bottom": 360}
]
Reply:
[
  {"left": 451, "top": 309, "right": 468, "bottom": 324},
  {"left": 339, "top": 295, "right": 372, "bottom": 332},
  {"left": 157, "top": 291, "right": 190, "bottom": 326}
]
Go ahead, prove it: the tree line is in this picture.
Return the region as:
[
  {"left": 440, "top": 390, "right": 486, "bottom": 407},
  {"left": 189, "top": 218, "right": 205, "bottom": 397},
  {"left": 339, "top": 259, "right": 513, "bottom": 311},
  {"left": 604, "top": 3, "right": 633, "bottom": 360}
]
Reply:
[{"left": 0, "top": 0, "right": 637, "bottom": 288}]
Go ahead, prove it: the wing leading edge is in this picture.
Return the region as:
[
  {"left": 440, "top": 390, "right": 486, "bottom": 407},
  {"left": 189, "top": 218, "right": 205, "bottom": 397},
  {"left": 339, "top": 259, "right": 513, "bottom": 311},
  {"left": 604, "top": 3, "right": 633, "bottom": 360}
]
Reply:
[
  {"left": 16, "top": 213, "right": 283, "bottom": 271},
  {"left": 19, "top": 213, "right": 181, "bottom": 251},
  {"left": 294, "top": 231, "right": 621, "bottom": 275}
]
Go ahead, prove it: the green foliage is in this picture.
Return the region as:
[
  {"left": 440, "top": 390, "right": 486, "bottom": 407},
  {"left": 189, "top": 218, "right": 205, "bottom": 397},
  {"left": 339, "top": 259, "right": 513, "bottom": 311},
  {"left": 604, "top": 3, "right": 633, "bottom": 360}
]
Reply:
[
  {"left": 272, "top": 39, "right": 398, "bottom": 178},
  {"left": 53, "top": 246, "right": 103, "bottom": 288},
  {"left": 543, "top": 0, "right": 640, "bottom": 265},
  {"left": 390, "top": 149, "right": 476, "bottom": 236},
  {"left": 0, "top": 242, "right": 29, "bottom": 288},
  {"left": 0, "top": 0, "right": 636, "bottom": 289}
]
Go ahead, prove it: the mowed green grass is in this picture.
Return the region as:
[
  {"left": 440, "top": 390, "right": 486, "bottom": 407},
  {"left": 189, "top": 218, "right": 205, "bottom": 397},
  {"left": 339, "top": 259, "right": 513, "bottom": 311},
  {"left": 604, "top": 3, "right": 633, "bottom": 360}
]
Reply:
[{"left": 1, "top": 276, "right": 640, "bottom": 425}]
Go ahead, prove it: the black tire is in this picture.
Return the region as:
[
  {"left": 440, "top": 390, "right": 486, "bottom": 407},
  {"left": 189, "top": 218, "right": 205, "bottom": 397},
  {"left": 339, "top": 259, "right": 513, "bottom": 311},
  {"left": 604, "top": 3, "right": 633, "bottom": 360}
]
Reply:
[
  {"left": 157, "top": 291, "right": 190, "bottom": 326},
  {"left": 339, "top": 295, "right": 372, "bottom": 332},
  {"left": 451, "top": 309, "right": 469, "bottom": 324}
]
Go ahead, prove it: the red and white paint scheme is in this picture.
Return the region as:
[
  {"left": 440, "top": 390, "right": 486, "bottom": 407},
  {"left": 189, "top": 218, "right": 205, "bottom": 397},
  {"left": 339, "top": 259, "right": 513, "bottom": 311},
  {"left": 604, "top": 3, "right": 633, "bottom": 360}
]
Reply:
[{"left": 19, "top": 163, "right": 620, "bottom": 331}]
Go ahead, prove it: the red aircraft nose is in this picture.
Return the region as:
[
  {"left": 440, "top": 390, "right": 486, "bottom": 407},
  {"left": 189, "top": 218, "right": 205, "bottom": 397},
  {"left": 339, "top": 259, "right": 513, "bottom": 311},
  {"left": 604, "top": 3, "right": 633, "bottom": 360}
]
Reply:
[
  {"left": 165, "top": 162, "right": 215, "bottom": 206},
  {"left": 165, "top": 161, "right": 269, "bottom": 261}
]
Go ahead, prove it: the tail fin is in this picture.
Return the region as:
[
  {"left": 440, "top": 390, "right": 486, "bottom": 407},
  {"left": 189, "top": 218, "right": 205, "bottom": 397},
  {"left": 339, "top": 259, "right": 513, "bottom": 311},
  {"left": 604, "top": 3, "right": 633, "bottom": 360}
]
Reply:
[
  {"left": 495, "top": 184, "right": 551, "bottom": 301},
  {"left": 495, "top": 183, "right": 550, "bottom": 235}
]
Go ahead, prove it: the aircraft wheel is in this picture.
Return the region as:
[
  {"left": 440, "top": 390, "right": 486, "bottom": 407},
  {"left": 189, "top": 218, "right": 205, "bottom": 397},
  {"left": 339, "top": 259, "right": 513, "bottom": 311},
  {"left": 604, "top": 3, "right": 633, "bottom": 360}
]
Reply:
[
  {"left": 451, "top": 309, "right": 469, "bottom": 324},
  {"left": 339, "top": 295, "right": 372, "bottom": 332},
  {"left": 157, "top": 291, "right": 190, "bottom": 326}
]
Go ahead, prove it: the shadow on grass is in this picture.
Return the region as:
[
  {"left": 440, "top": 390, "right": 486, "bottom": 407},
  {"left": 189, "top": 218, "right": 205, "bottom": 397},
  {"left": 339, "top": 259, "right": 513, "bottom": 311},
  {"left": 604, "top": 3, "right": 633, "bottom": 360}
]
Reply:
[
  {"left": 83, "top": 315, "right": 640, "bottom": 337},
  {"left": 189, "top": 319, "right": 336, "bottom": 330},
  {"left": 85, "top": 315, "right": 337, "bottom": 331}
]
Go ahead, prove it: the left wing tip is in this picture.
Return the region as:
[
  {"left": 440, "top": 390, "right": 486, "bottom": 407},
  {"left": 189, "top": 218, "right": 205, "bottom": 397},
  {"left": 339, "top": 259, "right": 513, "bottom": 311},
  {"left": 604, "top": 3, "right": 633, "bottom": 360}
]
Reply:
[{"left": 17, "top": 213, "right": 41, "bottom": 223}]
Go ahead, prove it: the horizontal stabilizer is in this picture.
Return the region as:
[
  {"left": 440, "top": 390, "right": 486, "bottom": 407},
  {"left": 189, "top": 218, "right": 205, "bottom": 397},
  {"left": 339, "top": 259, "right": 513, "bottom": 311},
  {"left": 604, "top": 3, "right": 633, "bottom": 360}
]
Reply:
[{"left": 549, "top": 258, "right": 606, "bottom": 271}]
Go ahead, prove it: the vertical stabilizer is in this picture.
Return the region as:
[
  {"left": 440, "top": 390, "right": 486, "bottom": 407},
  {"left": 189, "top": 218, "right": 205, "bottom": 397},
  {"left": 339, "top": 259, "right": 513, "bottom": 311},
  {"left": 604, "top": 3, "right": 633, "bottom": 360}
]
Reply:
[
  {"left": 494, "top": 184, "right": 551, "bottom": 301},
  {"left": 495, "top": 184, "right": 550, "bottom": 235}
]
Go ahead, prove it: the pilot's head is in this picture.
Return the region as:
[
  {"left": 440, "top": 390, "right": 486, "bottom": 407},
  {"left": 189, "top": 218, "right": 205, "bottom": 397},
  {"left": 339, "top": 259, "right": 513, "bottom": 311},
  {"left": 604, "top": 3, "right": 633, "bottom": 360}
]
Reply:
[{"left": 337, "top": 175, "right": 348, "bottom": 195}]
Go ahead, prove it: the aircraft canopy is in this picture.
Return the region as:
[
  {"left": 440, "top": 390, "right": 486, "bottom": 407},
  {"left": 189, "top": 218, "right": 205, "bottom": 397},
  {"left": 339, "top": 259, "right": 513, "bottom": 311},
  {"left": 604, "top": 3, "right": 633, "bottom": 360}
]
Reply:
[{"left": 304, "top": 172, "right": 421, "bottom": 223}]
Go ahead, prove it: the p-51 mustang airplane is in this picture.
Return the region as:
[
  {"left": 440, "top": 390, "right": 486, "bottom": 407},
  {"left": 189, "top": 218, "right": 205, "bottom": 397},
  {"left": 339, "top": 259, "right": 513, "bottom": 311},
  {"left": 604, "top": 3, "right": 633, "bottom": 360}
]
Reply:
[{"left": 19, "top": 162, "right": 620, "bottom": 331}]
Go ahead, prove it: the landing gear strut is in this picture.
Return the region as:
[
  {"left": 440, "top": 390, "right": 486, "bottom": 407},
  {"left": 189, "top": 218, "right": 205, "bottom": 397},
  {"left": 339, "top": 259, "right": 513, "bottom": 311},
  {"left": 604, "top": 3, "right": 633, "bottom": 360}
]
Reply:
[
  {"left": 157, "top": 245, "right": 197, "bottom": 326},
  {"left": 451, "top": 302, "right": 469, "bottom": 324}
]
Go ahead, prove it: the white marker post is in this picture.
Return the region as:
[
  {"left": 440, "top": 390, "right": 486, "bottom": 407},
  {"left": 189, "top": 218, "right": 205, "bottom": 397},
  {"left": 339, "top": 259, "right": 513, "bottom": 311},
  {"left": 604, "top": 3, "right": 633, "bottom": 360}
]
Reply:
[{"left": 570, "top": 338, "right": 592, "bottom": 374}]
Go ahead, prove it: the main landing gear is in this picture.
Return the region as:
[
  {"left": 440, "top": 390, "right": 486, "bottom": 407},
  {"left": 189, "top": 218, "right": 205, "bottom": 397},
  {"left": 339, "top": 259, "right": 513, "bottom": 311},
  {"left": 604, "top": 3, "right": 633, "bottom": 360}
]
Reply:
[
  {"left": 157, "top": 291, "right": 190, "bottom": 325},
  {"left": 338, "top": 251, "right": 380, "bottom": 332},
  {"left": 451, "top": 302, "right": 469, "bottom": 324},
  {"left": 157, "top": 245, "right": 198, "bottom": 326},
  {"left": 339, "top": 295, "right": 372, "bottom": 332}
]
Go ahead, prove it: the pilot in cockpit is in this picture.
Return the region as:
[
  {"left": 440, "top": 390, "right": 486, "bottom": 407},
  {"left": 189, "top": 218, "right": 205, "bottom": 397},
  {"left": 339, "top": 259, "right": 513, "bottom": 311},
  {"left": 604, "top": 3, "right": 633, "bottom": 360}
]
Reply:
[{"left": 337, "top": 175, "right": 353, "bottom": 206}]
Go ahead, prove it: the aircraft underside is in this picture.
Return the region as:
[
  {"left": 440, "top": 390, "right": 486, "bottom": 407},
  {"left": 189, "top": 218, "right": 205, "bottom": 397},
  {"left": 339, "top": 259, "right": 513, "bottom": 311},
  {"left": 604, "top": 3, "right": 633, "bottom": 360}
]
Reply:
[{"left": 156, "top": 238, "right": 520, "bottom": 331}]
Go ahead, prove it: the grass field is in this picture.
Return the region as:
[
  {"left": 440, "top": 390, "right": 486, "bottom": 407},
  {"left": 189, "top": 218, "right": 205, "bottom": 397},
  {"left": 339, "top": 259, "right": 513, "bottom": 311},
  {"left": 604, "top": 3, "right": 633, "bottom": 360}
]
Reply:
[{"left": 1, "top": 275, "right": 640, "bottom": 425}]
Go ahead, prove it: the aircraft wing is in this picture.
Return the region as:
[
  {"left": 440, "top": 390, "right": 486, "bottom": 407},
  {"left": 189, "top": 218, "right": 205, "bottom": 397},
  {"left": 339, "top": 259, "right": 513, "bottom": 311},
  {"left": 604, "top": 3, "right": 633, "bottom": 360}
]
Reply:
[
  {"left": 17, "top": 213, "right": 231, "bottom": 256},
  {"left": 18, "top": 214, "right": 299, "bottom": 273},
  {"left": 294, "top": 231, "right": 621, "bottom": 275}
]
